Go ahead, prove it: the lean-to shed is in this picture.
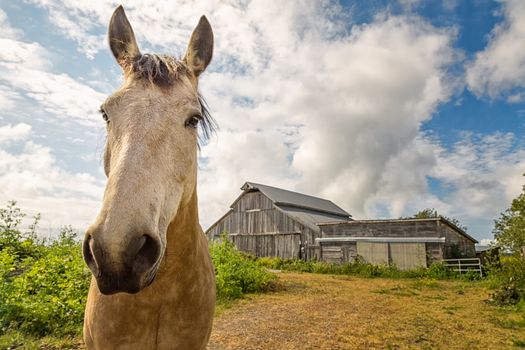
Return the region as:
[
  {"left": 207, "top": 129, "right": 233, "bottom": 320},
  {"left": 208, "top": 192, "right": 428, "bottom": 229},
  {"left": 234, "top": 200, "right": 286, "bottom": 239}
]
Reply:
[
  {"left": 317, "top": 218, "right": 478, "bottom": 269},
  {"left": 205, "top": 182, "right": 352, "bottom": 260}
]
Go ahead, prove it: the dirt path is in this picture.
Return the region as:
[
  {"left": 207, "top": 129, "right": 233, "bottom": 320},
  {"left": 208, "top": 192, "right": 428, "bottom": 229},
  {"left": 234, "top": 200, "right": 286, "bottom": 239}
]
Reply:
[{"left": 208, "top": 272, "right": 523, "bottom": 350}]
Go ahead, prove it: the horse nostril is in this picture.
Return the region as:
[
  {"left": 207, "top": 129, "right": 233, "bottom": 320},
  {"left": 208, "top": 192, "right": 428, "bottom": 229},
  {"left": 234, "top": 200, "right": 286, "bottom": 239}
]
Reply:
[
  {"left": 82, "top": 235, "right": 99, "bottom": 275},
  {"left": 133, "top": 234, "right": 160, "bottom": 273}
]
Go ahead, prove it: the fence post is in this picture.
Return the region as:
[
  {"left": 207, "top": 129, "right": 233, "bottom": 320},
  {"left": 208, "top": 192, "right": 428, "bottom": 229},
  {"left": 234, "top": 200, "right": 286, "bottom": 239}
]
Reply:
[{"left": 479, "top": 258, "right": 483, "bottom": 277}]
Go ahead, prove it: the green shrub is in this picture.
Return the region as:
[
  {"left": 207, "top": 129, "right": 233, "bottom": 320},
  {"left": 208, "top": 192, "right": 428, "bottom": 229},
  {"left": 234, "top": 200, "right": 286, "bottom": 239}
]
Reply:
[
  {"left": 256, "top": 256, "right": 471, "bottom": 281},
  {"left": 209, "top": 235, "right": 276, "bottom": 301},
  {"left": 487, "top": 255, "right": 525, "bottom": 305},
  {"left": 425, "top": 262, "right": 455, "bottom": 279},
  {"left": 257, "top": 256, "right": 283, "bottom": 269},
  {"left": 0, "top": 227, "right": 90, "bottom": 336},
  {"left": 0, "top": 204, "right": 281, "bottom": 339}
]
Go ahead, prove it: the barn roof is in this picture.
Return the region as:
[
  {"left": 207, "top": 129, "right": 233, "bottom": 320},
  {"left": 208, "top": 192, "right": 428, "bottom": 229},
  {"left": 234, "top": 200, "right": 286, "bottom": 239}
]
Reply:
[
  {"left": 206, "top": 182, "right": 352, "bottom": 235},
  {"left": 276, "top": 205, "right": 352, "bottom": 232},
  {"left": 318, "top": 217, "right": 478, "bottom": 243},
  {"left": 241, "top": 182, "right": 351, "bottom": 217}
]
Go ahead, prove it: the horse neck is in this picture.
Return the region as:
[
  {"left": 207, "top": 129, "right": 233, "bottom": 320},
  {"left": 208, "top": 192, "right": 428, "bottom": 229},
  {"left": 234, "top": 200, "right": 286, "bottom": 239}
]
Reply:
[{"left": 162, "top": 187, "right": 204, "bottom": 268}]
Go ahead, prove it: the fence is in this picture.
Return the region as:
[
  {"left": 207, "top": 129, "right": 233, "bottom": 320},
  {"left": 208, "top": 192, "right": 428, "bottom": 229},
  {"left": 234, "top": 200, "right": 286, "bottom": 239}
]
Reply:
[{"left": 442, "top": 258, "right": 483, "bottom": 277}]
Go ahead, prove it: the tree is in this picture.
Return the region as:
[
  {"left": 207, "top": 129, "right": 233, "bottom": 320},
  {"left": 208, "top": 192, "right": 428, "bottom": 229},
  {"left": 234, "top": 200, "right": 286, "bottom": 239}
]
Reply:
[
  {"left": 403, "top": 208, "right": 468, "bottom": 232},
  {"left": 411, "top": 208, "right": 438, "bottom": 219},
  {"left": 493, "top": 180, "right": 525, "bottom": 255}
]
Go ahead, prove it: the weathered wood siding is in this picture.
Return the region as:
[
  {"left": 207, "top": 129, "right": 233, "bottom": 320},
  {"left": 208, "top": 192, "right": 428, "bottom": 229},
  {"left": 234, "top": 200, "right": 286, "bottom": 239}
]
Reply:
[
  {"left": 321, "top": 220, "right": 439, "bottom": 239},
  {"left": 437, "top": 221, "right": 476, "bottom": 258},
  {"left": 356, "top": 241, "right": 389, "bottom": 265},
  {"left": 426, "top": 242, "right": 443, "bottom": 263},
  {"left": 319, "top": 242, "right": 357, "bottom": 264},
  {"left": 319, "top": 241, "right": 429, "bottom": 269},
  {"left": 229, "top": 233, "right": 301, "bottom": 259},
  {"left": 319, "top": 219, "right": 476, "bottom": 267},
  {"left": 390, "top": 243, "right": 427, "bottom": 270},
  {"left": 206, "top": 191, "right": 320, "bottom": 260}
]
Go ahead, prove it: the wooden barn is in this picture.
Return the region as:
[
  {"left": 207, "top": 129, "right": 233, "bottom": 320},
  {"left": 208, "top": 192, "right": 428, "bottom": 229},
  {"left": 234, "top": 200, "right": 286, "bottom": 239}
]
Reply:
[
  {"left": 317, "top": 218, "right": 478, "bottom": 270},
  {"left": 205, "top": 182, "right": 352, "bottom": 260}
]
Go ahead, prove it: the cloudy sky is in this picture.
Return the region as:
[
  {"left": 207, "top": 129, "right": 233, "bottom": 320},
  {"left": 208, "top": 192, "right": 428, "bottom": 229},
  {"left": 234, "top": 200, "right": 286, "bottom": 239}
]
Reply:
[{"left": 1, "top": 0, "right": 524, "bottom": 243}]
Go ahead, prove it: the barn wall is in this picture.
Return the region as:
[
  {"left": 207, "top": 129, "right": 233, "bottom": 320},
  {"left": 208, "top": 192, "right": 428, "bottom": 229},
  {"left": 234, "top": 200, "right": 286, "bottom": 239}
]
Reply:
[
  {"left": 320, "top": 220, "right": 440, "bottom": 239},
  {"left": 206, "top": 191, "right": 318, "bottom": 259},
  {"left": 319, "top": 241, "right": 357, "bottom": 264},
  {"left": 426, "top": 242, "right": 443, "bottom": 263},
  {"left": 319, "top": 240, "right": 428, "bottom": 269},
  {"left": 319, "top": 219, "right": 477, "bottom": 267},
  {"left": 229, "top": 233, "right": 301, "bottom": 259},
  {"left": 437, "top": 222, "right": 476, "bottom": 258}
]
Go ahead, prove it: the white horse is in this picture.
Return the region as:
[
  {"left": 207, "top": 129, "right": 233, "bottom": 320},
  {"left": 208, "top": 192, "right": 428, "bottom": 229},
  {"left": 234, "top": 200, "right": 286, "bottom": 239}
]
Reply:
[{"left": 82, "top": 6, "right": 215, "bottom": 349}]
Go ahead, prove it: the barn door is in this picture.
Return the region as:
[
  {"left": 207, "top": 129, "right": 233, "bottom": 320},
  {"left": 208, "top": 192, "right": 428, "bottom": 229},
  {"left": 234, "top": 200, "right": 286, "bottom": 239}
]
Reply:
[
  {"left": 356, "top": 242, "right": 388, "bottom": 265},
  {"left": 390, "top": 243, "right": 427, "bottom": 270}
]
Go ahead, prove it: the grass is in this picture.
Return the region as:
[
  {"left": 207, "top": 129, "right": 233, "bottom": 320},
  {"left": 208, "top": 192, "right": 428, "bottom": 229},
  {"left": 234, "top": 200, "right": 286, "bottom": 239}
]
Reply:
[
  {"left": 0, "top": 330, "right": 82, "bottom": 349},
  {"left": 256, "top": 256, "right": 484, "bottom": 281},
  {"left": 2, "top": 271, "right": 524, "bottom": 349},
  {"left": 209, "top": 272, "right": 525, "bottom": 350}
]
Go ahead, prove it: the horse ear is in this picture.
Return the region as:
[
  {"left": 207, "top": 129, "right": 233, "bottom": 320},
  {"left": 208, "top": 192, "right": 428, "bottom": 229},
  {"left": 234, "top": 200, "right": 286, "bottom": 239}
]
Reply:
[
  {"left": 108, "top": 6, "right": 141, "bottom": 68},
  {"left": 184, "top": 16, "right": 214, "bottom": 77}
]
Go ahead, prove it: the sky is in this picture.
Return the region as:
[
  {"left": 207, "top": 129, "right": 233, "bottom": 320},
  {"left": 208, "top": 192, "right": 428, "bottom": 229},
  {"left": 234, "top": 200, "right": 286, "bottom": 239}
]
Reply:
[{"left": 0, "top": 0, "right": 524, "bottom": 244}]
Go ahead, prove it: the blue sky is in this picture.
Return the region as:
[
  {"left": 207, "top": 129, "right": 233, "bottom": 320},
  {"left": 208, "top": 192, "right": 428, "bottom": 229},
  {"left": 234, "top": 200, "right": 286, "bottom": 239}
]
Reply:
[{"left": 0, "top": 0, "right": 524, "bottom": 244}]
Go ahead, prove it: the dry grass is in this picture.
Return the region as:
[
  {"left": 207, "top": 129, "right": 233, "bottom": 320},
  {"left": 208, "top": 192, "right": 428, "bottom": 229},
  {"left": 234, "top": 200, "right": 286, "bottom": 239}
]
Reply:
[
  {"left": 208, "top": 272, "right": 525, "bottom": 350},
  {"left": 2, "top": 272, "right": 523, "bottom": 349}
]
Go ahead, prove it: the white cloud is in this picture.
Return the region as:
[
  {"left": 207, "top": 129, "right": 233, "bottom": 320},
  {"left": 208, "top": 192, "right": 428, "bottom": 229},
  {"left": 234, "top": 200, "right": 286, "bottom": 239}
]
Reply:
[
  {"left": 0, "top": 8, "right": 22, "bottom": 39},
  {"left": 479, "top": 238, "right": 495, "bottom": 246},
  {"left": 398, "top": 0, "right": 422, "bottom": 11},
  {"left": 0, "top": 65, "right": 106, "bottom": 127},
  {"left": 0, "top": 4, "right": 107, "bottom": 232},
  {"left": 0, "top": 8, "right": 106, "bottom": 126},
  {"left": 466, "top": 0, "right": 525, "bottom": 100},
  {"left": 0, "top": 132, "right": 104, "bottom": 230},
  {"left": 191, "top": 9, "right": 464, "bottom": 229},
  {"left": 0, "top": 38, "right": 106, "bottom": 127},
  {"left": 23, "top": 0, "right": 109, "bottom": 58},
  {"left": 367, "top": 131, "right": 525, "bottom": 236},
  {"left": 0, "top": 123, "right": 32, "bottom": 144},
  {"left": 432, "top": 132, "right": 525, "bottom": 218},
  {"left": 2, "top": 0, "right": 523, "bottom": 242}
]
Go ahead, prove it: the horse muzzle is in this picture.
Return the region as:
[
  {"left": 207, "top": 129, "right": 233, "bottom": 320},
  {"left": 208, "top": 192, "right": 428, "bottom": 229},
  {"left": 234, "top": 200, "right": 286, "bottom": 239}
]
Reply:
[{"left": 82, "top": 231, "right": 162, "bottom": 295}]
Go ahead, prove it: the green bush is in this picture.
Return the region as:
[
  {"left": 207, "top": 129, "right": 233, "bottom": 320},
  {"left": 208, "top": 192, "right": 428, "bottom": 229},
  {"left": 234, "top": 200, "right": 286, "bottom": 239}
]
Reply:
[
  {"left": 257, "top": 256, "right": 283, "bottom": 269},
  {"left": 0, "top": 204, "right": 280, "bottom": 340},
  {"left": 258, "top": 256, "right": 469, "bottom": 280},
  {"left": 487, "top": 256, "right": 525, "bottom": 305},
  {"left": 425, "top": 261, "right": 455, "bottom": 279},
  {"left": 210, "top": 236, "right": 276, "bottom": 300},
  {"left": 0, "top": 226, "right": 90, "bottom": 336}
]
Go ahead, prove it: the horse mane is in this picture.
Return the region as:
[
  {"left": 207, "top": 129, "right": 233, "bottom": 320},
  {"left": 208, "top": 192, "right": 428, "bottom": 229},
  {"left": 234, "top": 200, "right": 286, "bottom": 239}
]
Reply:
[{"left": 132, "top": 53, "right": 217, "bottom": 143}]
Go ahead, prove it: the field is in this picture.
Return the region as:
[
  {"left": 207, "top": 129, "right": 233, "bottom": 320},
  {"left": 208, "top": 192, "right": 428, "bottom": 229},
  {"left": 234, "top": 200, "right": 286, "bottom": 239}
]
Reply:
[
  {"left": 209, "top": 272, "right": 525, "bottom": 350},
  {"left": 2, "top": 271, "right": 524, "bottom": 349}
]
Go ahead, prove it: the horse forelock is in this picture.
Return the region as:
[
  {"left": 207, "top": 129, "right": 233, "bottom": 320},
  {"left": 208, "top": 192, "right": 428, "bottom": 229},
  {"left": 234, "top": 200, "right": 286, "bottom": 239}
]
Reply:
[
  {"left": 132, "top": 53, "right": 188, "bottom": 87},
  {"left": 127, "top": 53, "right": 217, "bottom": 143}
]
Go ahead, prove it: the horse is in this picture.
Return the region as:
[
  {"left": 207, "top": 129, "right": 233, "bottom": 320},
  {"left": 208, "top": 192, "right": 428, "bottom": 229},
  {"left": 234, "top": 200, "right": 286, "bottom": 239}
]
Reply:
[{"left": 82, "top": 6, "right": 216, "bottom": 349}]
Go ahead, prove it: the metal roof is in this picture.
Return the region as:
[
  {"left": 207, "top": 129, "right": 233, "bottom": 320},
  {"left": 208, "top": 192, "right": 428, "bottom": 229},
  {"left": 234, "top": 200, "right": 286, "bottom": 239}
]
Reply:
[
  {"left": 318, "top": 217, "right": 478, "bottom": 244},
  {"left": 475, "top": 245, "right": 499, "bottom": 253},
  {"left": 316, "top": 237, "right": 446, "bottom": 243},
  {"left": 241, "top": 182, "right": 351, "bottom": 217},
  {"left": 275, "top": 205, "right": 351, "bottom": 232}
]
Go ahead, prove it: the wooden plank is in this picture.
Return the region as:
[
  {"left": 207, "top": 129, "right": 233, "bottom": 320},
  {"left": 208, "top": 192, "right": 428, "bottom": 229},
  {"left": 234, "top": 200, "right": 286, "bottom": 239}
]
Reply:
[
  {"left": 356, "top": 242, "right": 388, "bottom": 265},
  {"left": 390, "top": 243, "right": 427, "bottom": 270}
]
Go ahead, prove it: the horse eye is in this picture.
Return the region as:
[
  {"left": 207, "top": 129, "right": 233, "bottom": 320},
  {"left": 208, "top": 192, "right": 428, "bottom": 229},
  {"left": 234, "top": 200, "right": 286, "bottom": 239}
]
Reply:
[
  {"left": 99, "top": 107, "right": 109, "bottom": 124},
  {"left": 185, "top": 115, "right": 201, "bottom": 129}
]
